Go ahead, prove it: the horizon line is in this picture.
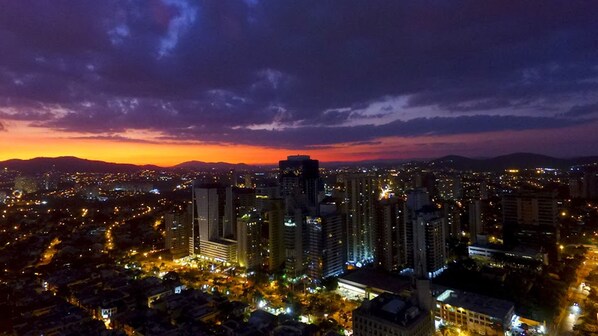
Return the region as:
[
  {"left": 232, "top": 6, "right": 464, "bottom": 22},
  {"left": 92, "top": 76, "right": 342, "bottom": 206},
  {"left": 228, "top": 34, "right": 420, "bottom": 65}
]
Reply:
[{"left": 1, "top": 152, "right": 597, "bottom": 169}]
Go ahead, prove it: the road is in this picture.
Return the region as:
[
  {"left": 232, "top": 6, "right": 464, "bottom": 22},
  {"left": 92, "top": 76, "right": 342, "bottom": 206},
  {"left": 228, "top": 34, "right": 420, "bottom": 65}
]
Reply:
[{"left": 555, "top": 246, "right": 598, "bottom": 335}]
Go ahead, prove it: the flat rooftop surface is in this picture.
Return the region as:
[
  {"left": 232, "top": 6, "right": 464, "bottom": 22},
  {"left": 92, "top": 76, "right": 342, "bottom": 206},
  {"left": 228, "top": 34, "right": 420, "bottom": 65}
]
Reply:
[
  {"left": 437, "top": 289, "right": 514, "bottom": 319},
  {"left": 339, "top": 268, "right": 412, "bottom": 294}
]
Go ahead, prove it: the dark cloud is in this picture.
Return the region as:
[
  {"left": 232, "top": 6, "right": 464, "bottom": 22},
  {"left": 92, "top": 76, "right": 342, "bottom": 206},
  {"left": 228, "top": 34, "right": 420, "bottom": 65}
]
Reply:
[
  {"left": 0, "top": 121, "right": 4, "bottom": 132},
  {"left": 0, "top": 0, "right": 597, "bottom": 149},
  {"left": 159, "top": 115, "right": 590, "bottom": 149},
  {"left": 0, "top": 107, "right": 55, "bottom": 122},
  {"left": 67, "top": 135, "right": 161, "bottom": 144},
  {"left": 560, "top": 102, "right": 598, "bottom": 118}
]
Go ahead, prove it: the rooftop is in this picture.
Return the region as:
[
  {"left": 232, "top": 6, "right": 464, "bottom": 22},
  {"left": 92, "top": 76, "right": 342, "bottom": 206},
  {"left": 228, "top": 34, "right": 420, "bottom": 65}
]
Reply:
[
  {"left": 339, "top": 268, "right": 412, "bottom": 295},
  {"left": 354, "top": 293, "right": 428, "bottom": 329},
  {"left": 437, "top": 289, "right": 514, "bottom": 319}
]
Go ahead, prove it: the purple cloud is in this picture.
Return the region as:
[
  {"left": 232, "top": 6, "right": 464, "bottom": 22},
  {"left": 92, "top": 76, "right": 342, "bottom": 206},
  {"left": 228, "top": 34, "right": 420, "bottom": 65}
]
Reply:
[
  {"left": 0, "top": 0, "right": 597, "bottom": 153},
  {"left": 158, "top": 114, "right": 590, "bottom": 149},
  {"left": 560, "top": 102, "right": 598, "bottom": 118}
]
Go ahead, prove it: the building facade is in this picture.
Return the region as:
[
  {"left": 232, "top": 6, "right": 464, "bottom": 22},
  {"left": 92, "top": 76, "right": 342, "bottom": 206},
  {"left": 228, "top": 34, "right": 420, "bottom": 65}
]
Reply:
[
  {"left": 237, "top": 211, "right": 263, "bottom": 270},
  {"left": 437, "top": 289, "right": 515, "bottom": 336},
  {"left": 345, "top": 175, "right": 379, "bottom": 266},
  {"left": 279, "top": 155, "right": 320, "bottom": 209},
  {"left": 374, "top": 197, "right": 404, "bottom": 272},
  {"left": 164, "top": 210, "right": 191, "bottom": 259}
]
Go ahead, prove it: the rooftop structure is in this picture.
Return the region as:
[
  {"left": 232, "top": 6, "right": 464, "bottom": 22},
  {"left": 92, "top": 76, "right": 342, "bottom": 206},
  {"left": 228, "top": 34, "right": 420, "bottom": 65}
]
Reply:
[
  {"left": 437, "top": 289, "right": 515, "bottom": 335},
  {"left": 338, "top": 269, "right": 412, "bottom": 300},
  {"left": 353, "top": 293, "right": 434, "bottom": 336}
]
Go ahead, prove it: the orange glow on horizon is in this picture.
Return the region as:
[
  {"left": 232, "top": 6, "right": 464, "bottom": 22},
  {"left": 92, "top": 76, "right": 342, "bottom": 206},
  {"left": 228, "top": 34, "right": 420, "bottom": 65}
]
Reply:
[{"left": 2, "top": 119, "right": 598, "bottom": 166}]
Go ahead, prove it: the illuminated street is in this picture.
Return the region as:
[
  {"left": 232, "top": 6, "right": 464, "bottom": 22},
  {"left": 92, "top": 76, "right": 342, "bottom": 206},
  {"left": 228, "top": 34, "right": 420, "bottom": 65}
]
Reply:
[{"left": 556, "top": 246, "right": 598, "bottom": 335}]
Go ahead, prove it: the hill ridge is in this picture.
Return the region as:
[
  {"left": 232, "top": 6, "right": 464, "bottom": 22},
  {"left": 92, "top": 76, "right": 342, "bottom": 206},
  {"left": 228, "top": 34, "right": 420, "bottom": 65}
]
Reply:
[{"left": 1, "top": 153, "right": 597, "bottom": 173}]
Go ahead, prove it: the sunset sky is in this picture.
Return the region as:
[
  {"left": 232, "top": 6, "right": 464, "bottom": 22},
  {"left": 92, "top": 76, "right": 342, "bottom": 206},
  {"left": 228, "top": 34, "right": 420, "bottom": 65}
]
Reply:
[{"left": 1, "top": 1, "right": 598, "bottom": 166}]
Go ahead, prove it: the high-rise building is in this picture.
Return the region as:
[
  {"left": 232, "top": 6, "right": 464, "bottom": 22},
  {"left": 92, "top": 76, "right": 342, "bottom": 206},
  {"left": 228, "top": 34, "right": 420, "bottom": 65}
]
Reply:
[
  {"left": 404, "top": 189, "right": 431, "bottom": 270},
  {"left": 412, "top": 212, "right": 446, "bottom": 279},
  {"left": 437, "top": 175, "right": 462, "bottom": 201},
  {"left": 304, "top": 198, "right": 345, "bottom": 280},
  {"left": 374, "top": 197, "right": 404, "bottom": 272},
  {"left": 193, "top": 184, "right": 225, "bottom": 245},
  {"left": 164, "top": 209, "right": 192, "bottom": 259},
  {"left": 404, "top": 189, "right": 446, "bottom": 279},
  {"left": 469, "top": 200, "right": 483, "bottom": 245},
  {"left": 411, "top": 172, "right": 436, "bottom": 195},
  {"left": 345, "top": 175, "right": 379, "bottom": 266},
  {"left": 284, "top": 209, "right": 305, "bottom": 278},
  {"left": 224, "top": 187, "right": 256, "bottom": 239},
  {"left": 264, "top": 198, "right": 285, "bottom": 272},
  {"left": 305, "top": 216, "right": 323, "bottom": 279},
  {"left": 502, "top": 190, "right": 559, "bottom": 228},
  {"left": 442, "top": 201, "right": 462, "bottom": 239},
  {"left": 279, "top": 155, "right": 320, "bottom": 209},
  {"left": 480, "top": 180, "right": 490, "bottom": 200},
  {"left": 227, "top": 169, "right": 238, "bottom": 187},
  {"left": 569, "top": 177, "right": 583, "bottom": 198},
  {"left": 582, "top": 169, "right": 598, "bottom": 199},
  {"left": 244, "top": 173, "right": 253, "bottom": 189},
  {"left": 502, "top": 190, "right": 561, "bottom": 263},
  {"left": 237, "top": 211, "right": 263, "bottom": 270},
  {"left": 406, "top": 188, "right": 430, "bottom": 213},
  {"left": 192, "top": 184, "right": 237, "bottom": 262}
]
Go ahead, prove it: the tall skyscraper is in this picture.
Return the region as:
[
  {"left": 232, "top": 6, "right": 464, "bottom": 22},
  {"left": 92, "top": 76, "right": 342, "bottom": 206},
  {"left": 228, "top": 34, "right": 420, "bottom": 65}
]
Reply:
[
  {"left": 192, "top": 184, "right": 237, "bottom": 262},
  {"left": 345, "top": 175, "right": 379, "bottom": 266},
  {"left": 192, "top": 184, "right": 225, "bottom": 252},
  {"left": 469, "top": 200, "right": 483, "bottom": 245},
  {"left": 277, "top": 155, "right": 323, "bottom": 278},
  {"left": 404, "top": 189, "right": 446, "bottom": 279},
  {"left": 279, "top": 155, "right": 320, "bottom": 209},
  {"left": 264, "top": 198, "right": 285, "bottom": 272},
  {"left": 412, "top": 212, "right": 446, "bottom": 279},
  {"left": 374, "top": 197, "right": 404, "bottom": 272},
  {"left": 283, "top": 209, "right": 305, "bottom": 278},
  {"left": 304, "top": 198, "right": 345, "bottom": 280},
  {"left": 442, "top": 201, "right": 462, "bottom": 239},
  {"left": 404, "top": 188, "right": 431, "bottom": 270}
]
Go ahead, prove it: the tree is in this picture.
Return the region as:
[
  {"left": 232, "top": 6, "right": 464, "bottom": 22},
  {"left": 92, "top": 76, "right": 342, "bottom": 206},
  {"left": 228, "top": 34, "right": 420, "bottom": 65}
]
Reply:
[{"left": 322, "top": 277, "right": 338, "bottom": 291}]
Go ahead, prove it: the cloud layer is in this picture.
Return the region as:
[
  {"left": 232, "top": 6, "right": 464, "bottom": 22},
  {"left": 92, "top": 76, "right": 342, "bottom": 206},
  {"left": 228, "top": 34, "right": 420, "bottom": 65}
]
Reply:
[{"left": 1, "top": 0, "right": 597, "bottom": 152}]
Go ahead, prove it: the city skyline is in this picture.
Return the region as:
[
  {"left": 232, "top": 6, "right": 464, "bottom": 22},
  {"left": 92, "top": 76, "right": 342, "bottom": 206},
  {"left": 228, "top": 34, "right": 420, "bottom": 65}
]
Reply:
[
  {"left": 2, "top": 145, "right": 598, "bottom": 334},
  {"left": 1, "top": 1, "right": 598, "bottom": 165}
]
